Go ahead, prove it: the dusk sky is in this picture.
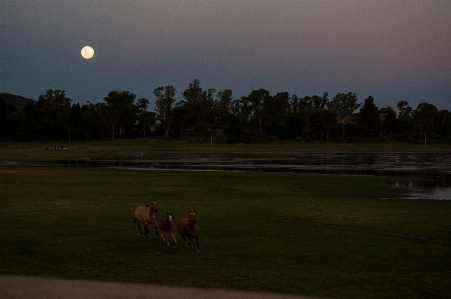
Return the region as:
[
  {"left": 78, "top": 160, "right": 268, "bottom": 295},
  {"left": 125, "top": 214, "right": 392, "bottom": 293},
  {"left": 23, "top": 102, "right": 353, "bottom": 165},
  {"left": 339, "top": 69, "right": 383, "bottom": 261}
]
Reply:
[{"left": 2, "top": 1, "right": 451, "bottom": 111}]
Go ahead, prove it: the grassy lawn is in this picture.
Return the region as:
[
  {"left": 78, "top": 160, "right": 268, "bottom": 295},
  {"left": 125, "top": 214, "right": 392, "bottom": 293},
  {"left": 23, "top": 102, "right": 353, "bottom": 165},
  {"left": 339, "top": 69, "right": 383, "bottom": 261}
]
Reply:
[
  {"left": 1, "top": 138, "right": 450, "bottom": 161},
  {"left": 1, "top": 163, "right": 450, "bottom": 298}
]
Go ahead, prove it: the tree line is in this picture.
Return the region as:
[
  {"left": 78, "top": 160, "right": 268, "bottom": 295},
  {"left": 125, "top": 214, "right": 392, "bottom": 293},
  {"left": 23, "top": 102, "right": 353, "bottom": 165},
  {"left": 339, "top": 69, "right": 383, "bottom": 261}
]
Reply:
[{"left": 1, "top": 78, "right": 450, "bottom": 143}]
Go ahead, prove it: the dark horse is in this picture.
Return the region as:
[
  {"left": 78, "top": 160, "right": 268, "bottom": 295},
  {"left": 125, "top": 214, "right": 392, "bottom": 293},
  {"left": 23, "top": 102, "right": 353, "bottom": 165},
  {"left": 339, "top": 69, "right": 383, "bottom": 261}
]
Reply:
[
  {"left": 156, "top": 212, "right": 177, "bottom": 246},
  {"left": 177, "top": 210, "right": 199, "bottom": 252}
]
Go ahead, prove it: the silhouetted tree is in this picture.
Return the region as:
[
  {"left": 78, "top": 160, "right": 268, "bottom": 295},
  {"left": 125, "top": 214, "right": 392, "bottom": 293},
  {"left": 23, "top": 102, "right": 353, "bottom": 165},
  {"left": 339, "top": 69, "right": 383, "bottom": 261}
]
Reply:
[
  {"left": 154, "top": 86, "right": 176, "bottom": 137},
  {"left": 433, "top": 109, "right": 451, "bottom": 139},
  {"left": 6, "top": 111, "right": 28, "bottom": 140},
  {"left": 379, "top": 106, "right": 398, "bottom": 136},
  {"left": 82, "top": 103, "right": 104, "bottom": 139},
  {"left": 136, "top": 98, "right": 152, "bottom": 139},
  {"left": 37, "top": 89, "right": 72, "bottom": 140},
  {"left": 7, "top": 81, "right": 451, "bottom": 144},
  {"left": 299, "top": 96, "right": 315, "bottom": 137},
  {"left": 0, "top": 96, "right": 19, "bottom": 139},
  {"left": 328, "top": 92, "right": 361, "bottom": 140},
  {"left": 397, "top": 100, "right": 412, "bottom": 117},
  {"left": 216, "top": 89, "right": 233, "bottom": 127},
  {"left": 180, "top": 79, "right": 207, "bottom": 125},
  {"left": 396, "top": 100, "right": 415, "bottom": 136},
  {"left": 264, "top": 92, "right": 290, "bottom": 138},
  {"left": 21, "top": 102, "right": 43, "bottom": 140},
  {"left": 96, "top": 91, "right": 137, "bottom": 140},
  {"left": 414, "top": 102, "right": 437, "bottom": 138},
  {"left": 172, "top": 105, "right": 194, "bottom": 138},
  {"left": 358, "top": 96, "right": 380, "bottom": 138},
  {"left": 232, "top": 96, "right": 252, "bottom": 130},
  {"left": 65, "top": 103, "right": 84, "bottom": 141},
  {"left": 246, "top": 88, "right": 271, "bottom": 135}
]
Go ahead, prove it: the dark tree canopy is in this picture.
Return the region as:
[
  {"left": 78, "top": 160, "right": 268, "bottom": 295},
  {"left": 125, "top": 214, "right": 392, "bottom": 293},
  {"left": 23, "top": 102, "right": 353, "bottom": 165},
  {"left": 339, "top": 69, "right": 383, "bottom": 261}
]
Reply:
[
  {"left": 359, "top": 96, "right": 380, "bottom": 138},
  {"left": 2, "top": 84, "right": 450, "bottom": 144}
]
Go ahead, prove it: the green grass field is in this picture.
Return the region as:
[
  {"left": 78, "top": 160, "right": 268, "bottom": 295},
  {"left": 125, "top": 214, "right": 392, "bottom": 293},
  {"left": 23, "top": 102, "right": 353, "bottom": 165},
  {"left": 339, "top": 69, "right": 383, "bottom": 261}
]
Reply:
[
  {"left": 1, "top": 140, "right": 451, "bottom": 298},
  {"left": 1, "top": 138, "right": 450, "bottom": 162}
]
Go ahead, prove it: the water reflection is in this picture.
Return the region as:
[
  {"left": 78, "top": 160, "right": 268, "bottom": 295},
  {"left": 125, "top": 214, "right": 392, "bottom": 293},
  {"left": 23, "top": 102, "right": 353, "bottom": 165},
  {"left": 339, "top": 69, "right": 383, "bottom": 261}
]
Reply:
[
  {"left": 3, "top": 153, "right": 451, "bottom": 200},
  {"left": 389, "top": 180, "right": 451, "bottom": 200}
]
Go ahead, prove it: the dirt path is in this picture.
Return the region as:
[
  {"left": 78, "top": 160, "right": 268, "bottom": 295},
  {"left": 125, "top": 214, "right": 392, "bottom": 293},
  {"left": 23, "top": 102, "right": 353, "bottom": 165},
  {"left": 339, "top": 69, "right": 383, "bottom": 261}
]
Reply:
[{"left": 0, "top": 275, "right": 324, "bottom": 299}]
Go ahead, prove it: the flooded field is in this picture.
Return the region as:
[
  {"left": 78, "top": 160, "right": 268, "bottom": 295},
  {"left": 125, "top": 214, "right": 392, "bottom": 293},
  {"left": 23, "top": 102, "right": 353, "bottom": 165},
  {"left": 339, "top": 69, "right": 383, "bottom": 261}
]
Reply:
[{"left": 4, "top": 152, "right": 451, "bottom": 200}]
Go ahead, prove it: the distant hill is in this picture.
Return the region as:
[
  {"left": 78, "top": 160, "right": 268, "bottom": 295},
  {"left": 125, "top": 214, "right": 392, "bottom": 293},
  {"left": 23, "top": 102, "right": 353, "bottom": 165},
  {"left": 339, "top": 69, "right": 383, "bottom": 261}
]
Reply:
[{"left": 0, "top": 93, "right": 37, "bottom": 110}]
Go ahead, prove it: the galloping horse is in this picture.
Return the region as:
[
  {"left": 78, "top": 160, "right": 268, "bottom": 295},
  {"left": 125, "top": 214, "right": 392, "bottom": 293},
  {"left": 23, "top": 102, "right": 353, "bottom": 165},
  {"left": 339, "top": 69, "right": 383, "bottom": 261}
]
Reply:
[
  {"left": 156, "top": 212, "right": 177, "bottom": 246},
  {"left": 133, "top": 200, "right": 158, "bottom": 240},
  {"left": 177, "top": 210, "right": 199, "bottom": 252}
]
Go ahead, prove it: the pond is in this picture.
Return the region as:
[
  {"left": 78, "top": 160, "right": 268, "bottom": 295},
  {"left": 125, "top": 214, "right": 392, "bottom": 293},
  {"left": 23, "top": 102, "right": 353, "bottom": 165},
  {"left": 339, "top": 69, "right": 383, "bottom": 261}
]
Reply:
[{"left": 4, "top": 152, "right": 451, "bottom": 200}]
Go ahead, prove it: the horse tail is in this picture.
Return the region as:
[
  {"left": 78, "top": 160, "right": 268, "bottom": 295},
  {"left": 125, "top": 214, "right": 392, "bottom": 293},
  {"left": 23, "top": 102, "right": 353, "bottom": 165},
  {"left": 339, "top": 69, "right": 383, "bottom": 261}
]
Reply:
[{"left": 133, "top": 217, "right": 137, "bottom": 224}]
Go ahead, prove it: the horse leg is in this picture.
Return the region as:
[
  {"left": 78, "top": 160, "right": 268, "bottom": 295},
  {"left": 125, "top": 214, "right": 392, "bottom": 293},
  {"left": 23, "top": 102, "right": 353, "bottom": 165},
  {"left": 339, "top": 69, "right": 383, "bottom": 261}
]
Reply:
[
  {"left": 144, "top": 225, "right": 149, "bottom": 240},
  {"left": 181, "top": 235, "right": 188, "bottom": 247},
  {"left": 194, "top": 236, "right": 200, "bottom": 252},
  {"left": 164, "top": 232, "right": 169, "bottom": 245},
  {"left": 154, "top": 225, "right": 158, "bottom": 239},
  {"left": 159, "top": 228, "right": 167, "bottom": 244},
  {"left": 136, "top": 220, "right": 143, "bottom": 237},
  {"left": 170, "top": 232, "right": 177, "bottom": 244}
]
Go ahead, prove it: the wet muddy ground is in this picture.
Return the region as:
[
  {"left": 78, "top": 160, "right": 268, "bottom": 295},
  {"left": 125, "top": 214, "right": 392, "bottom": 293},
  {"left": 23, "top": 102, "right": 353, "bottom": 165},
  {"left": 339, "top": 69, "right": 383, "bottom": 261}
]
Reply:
[{"left": 3, "top": 153, "right": 451, "bottom": 200}]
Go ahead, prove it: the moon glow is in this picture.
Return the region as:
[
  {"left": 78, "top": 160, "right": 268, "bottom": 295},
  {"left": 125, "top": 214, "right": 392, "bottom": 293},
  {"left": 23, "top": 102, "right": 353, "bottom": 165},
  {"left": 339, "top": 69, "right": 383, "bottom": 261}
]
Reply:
[{"left": 81, "top": 46, "right": 94, "bottom": 59}]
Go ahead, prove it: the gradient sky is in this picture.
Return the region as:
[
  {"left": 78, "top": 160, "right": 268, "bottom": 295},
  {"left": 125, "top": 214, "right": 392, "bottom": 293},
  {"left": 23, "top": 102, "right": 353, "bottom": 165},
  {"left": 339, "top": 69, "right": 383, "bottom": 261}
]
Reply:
[{"left": 2, "top": 0, "right": 451, "bottom": 111}]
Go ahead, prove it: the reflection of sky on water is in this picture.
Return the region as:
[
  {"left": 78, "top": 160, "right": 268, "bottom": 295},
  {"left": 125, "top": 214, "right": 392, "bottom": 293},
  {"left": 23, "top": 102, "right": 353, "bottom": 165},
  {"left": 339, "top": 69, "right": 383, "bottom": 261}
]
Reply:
[
  {"left": 390, "top": 181, "right": 451, "bottom": 200},
  {"left": 108, "top": 152, "right": 451, "bottom": 200},
  {"left": 4, "top": 153, "right": 451, "bottom": 200}
]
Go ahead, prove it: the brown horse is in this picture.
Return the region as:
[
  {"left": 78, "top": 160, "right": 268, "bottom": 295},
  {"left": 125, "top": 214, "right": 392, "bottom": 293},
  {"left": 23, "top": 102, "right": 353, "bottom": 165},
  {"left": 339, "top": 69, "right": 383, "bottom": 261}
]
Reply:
[
  {"left": 133, "top": 200, "right": 158, "bottom": 240},
  {"left": 156, "top": 213, "right": 177, "bottom": 246},
  {"left": 177, "top": 210, "right": 199, "bottom": 252}
]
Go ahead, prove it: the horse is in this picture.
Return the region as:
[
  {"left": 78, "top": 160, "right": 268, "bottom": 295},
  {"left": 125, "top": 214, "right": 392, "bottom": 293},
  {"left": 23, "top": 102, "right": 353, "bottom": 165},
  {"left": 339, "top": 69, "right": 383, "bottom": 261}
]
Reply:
[
  {"left": 133, "top": 200, "right": 158, "bottom": 240},
  {"left": 156, "top": 212, "right": 177, "bottom": 246},
  {"left": 177, "top": 210, "right": 199, "bottom": 252}
]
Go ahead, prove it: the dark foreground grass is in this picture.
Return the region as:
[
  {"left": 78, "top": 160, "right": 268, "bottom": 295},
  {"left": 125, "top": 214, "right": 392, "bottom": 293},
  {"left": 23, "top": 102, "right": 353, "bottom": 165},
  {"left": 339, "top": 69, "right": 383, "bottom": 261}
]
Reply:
[{"left": 1, "top": 166, "right": 450, "bottom": 298}]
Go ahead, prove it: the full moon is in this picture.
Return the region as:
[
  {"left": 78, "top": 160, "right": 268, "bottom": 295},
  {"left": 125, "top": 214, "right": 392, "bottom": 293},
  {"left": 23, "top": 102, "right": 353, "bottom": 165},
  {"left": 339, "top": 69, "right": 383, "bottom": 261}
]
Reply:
[{"left": 81, "top": 46, "right": 94, "bottom": 59}]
